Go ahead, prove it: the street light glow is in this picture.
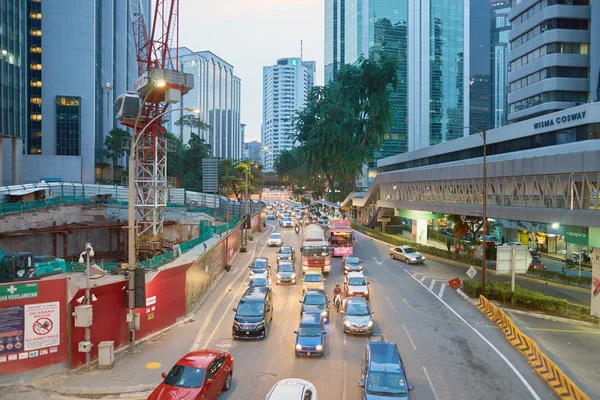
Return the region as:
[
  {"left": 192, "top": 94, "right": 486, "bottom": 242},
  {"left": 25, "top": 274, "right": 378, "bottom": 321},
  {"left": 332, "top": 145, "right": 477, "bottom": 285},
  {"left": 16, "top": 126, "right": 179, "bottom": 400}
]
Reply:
[
  {"left": 551, "top": 223, "right": 560, "bottom": 229},
  {"left": 187, "top": 107, "right": 201, "bottom": 114},
  {"left": 1, "top": 49, "right": 7, "bottom": 55},
  {"left": 154, "top": 79, "right": 167, "bottom": 87}
]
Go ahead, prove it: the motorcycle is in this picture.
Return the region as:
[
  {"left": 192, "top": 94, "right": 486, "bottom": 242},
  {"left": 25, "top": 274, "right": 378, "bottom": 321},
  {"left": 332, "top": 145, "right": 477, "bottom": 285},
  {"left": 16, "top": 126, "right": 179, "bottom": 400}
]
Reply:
[
  {"left": 529, "top": 248, "right": 541, "bottom": 258},
  {"left": 334, "top": 294, "right": 342, "bottom": 312},
  {"left": 295, "top": 226, "right": 300, "bottom": 235}
]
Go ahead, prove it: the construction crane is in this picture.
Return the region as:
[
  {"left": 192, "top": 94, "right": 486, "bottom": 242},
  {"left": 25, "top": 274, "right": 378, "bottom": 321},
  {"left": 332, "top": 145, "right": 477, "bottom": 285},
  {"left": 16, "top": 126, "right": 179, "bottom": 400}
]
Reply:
[{"left": 114, "top": 0, "right": 193, "bottom": 259}]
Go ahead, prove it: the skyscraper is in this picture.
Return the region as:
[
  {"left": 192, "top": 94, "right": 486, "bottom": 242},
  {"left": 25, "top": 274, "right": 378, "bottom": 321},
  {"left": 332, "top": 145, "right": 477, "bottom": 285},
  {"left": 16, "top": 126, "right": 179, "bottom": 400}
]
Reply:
[
  {"left": 173, "top": 48, "right": 242, "bottom": 160},
  {"left": 490, "top": 0, "right": 511, "bottom": 128},
  {"left": 469, "top": 0, "right": 492, "bottom": 134},
  {"left": 507, "top": 0, "right": 593, "bottom": 122},
  {"left": 244, "top": 141, "right": 263, "bottom": 164},
  {"left": 262, "top": 57, "right": 316, "bottom": 172}
]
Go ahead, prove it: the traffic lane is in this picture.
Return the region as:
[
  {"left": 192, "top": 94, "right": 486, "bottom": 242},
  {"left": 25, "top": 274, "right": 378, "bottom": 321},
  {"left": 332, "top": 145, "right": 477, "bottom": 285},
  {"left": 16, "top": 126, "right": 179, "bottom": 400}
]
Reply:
[
  {"left": 541, "top": 256, "right": 591, "bottom": 277},
  {"left": 506, "top": 311, "right": 600, "bottom": 397},
  {"left": 353, "top": 243, "right": 554, "bottom": 400}
]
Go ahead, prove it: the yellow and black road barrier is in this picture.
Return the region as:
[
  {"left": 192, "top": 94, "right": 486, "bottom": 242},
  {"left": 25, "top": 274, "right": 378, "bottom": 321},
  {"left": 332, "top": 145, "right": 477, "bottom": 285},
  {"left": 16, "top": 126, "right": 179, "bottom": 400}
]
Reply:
[{"left": 476, "top": 295, "right": 590, "bottom": 400}]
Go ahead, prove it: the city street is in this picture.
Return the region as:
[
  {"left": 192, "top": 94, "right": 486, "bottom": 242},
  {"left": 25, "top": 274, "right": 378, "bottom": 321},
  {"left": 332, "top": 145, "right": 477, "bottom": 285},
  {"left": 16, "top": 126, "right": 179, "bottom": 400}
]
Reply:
[{"left": 197, "top": 220, "right": 553, "bottom": 399}]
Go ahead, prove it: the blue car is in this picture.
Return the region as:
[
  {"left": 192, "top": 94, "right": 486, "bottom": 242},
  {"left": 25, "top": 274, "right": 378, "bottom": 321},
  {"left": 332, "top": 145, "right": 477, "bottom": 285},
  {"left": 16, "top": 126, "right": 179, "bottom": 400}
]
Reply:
[
  {"left": 294, "top": 313, "right": 326, "bottom": 357},
  {"left": 358, "top": 341, "right": 414, "bottom": 399}
]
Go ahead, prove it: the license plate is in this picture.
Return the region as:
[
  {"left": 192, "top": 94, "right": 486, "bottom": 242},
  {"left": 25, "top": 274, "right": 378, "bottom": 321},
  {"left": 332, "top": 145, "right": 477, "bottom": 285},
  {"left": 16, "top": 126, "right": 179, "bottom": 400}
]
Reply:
[
  {"left": 307, "top": 352, "right": 311, "bottom": 356},
  {"left": 246, "top": 331, "right": 250, "bottom": 335}
]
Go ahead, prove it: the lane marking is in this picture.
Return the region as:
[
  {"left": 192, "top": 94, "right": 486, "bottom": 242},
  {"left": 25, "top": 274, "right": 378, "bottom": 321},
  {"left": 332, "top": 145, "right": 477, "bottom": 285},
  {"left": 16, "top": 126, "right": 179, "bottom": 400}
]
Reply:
[
  {"left": 287, "top": 294, "right": 296, "bottom": 312},
  {"left": 386, "top": 296, "right": 398, "bottom": 314},
  {"left": 401, "top": 324, "right": 417, "bottom": 351},
  {"left": 429, "top": 280, "right": 436, "bottom": 291},
  {"left": 423, "top": 367, "right": 440, "bottom": 400},
  {"left": 341, "top": 360, "right": 347, "bottom": 400},
  {"left": 278, "top": 319, "right": 289, "bottom": 344},
  {"left": 438, "top": 283, "right": 446, "bottom": 298},
  {"left": 529, "top": 328, "right": 600, "bottom": 334},
  {"left": 420, "top": 276, "right": 426, "bottom": 283},
  {"left": 371, "top": 275, "right": 382, "bottom": 289},
  {"left": 404, "top": 269, "right": 542, "bottom": 400}
]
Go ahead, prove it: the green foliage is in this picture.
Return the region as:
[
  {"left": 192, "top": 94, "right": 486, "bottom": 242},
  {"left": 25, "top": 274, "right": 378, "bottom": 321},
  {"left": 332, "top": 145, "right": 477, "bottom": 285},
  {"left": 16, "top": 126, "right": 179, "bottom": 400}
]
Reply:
[
  {"left": 218, "top": 158, "right": 266, "bottom": 201},
  {"left": 103, "top": 128, "right": 131, "bottom": 163},
  {"left": 448, "top": 215, "right": 484, "bottom": 239},
  {"left": 174, "top": 114, "right": 212, "bottom": 135},
  {"left": 462, "top": 280, "right": 569, "bottom": 315},
  {"left": 164, "top": 132, "right": 211, "bottom": 192},
  {"left": 579, "top": 306, "right": 590, "bottom": 315}
]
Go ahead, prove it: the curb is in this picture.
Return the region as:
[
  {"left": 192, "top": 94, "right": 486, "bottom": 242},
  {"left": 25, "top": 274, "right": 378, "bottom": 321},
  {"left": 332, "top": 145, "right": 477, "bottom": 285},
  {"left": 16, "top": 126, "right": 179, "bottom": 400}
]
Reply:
[
  {"left": 500, "top": 307, "right": 600, "bottom": 329},
  {"left": 456, "top": 287, "right": 477, "bottom": 305},
  {"left": 50, "top": 383, "right": 159, "bottom": 397}
]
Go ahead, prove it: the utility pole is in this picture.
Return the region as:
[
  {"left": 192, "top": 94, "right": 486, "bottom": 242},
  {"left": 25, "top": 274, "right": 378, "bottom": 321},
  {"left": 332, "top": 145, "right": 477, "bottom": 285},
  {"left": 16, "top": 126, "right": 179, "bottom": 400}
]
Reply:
[
  {"left": 245, "top": 167, "right": 249, "bottom": 246},
  {"left": 481, "top": 125, "right": 488, "bottom": 296}
]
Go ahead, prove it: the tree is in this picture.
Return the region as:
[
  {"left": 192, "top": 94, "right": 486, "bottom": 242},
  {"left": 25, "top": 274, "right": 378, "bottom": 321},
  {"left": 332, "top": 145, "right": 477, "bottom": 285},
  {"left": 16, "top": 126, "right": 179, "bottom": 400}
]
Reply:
[
  {"left": 448, "top": 215, "right": 484, "bottom": 240},
  {"left": 165, "top": 132, "right": 185, "bottom": 184},
  {"left": 103, "top": 128, "right": 131, "bottom": 183},
  {"left": 179, "top": 134, "right": 211, "bottom": 192},
  {"left": 174, "top": 115, "right": 211, "bottom": 141}
]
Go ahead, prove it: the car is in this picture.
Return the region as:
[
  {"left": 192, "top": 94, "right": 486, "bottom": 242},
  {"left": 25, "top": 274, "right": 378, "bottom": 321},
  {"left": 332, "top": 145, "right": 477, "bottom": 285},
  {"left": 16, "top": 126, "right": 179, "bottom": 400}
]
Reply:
[
  {"left": 294, "top": 313, "right": 327, "bottom": 357},
  {"left": 267, "top": 233, "right": 284, "bottom": 247},
  {"left": 299, "top": 288, "right": 330, "bottom": 323},
  {"left": 358, "top": 341, "right": 414, "bottom": 399},
  {"left": 232, "top": 286, "right": 273, "bottom": 339},
  {"left": 267, "top": 212, "right": 276, "bottom": 220},
  {"left": 439, "top": 227, "right": 454, "bottom": 237},
  {"left": 345, "top": 272, "right": 370, "bottom": 299},
  {"left": 266, "top": 378, "right": 318, "bottom": 399},
  {"left": 276, "top": 261, "right": 296, "bottom": 285},
  {"left": 320, "top": 216, "right": 329, "bottom": 223},
  {"left": 277, "top": 246, "right": 295, "bottom": 261},
  {"left": 341, "top": 296, "right": 374, "bottom": 335},
  {"left": 504, "top": 241, "right": 525, "bottom": 247},
  {"left": 302, "top": 268, "right": 325, "bottom": 293},
  {"left": 249, "top": 257, "right": 271, "bottom": 275},
  {"left": 343, "top": 255, "right": 363, "bottom": 274},
  {"left": 389, "top": 246, "right": 426, "bottom": 264},
  {"left": 280, "top": 217, "right": 294, "bottom": 228},
  {"left": 248, "top": 272, "right": 272, "bottom": 289},
  {"left": 529, "top": 257, "right": 547, "bottom": 270},
  {"left": 147, "top": 349, "right": 233, "bottom": 400}
]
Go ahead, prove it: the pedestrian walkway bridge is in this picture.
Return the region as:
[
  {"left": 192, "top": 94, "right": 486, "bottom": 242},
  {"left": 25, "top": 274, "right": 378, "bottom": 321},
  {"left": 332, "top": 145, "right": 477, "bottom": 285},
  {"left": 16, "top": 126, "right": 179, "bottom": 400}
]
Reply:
[{"left": 343, "top": 141, "right": 600, "bottom": 227}]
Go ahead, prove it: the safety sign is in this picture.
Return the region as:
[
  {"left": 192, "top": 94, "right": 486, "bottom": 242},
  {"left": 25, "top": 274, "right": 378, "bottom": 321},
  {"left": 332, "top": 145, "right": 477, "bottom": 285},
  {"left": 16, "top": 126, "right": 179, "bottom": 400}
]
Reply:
[{"left": 24, "top": 302, "right": 60, "bottom": 351}]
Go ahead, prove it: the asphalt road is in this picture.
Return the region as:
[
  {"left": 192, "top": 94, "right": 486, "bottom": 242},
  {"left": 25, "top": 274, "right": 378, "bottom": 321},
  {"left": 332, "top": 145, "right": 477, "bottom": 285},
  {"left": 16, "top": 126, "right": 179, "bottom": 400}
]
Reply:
[{"left": 197, "top": 220, "right": 554, "bottom": 400}]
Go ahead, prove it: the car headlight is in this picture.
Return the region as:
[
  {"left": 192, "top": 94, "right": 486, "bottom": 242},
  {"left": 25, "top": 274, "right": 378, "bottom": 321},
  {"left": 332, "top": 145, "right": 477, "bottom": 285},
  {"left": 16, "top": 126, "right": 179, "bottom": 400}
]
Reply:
[
  {"left": 344, "top": 320, "right": 351, "bottom": 327},
  {"left": 348, "top": 290, "right": 353, "bottom": 295},
  {"left": 277, "top": 274, "right": 282, "bottom": 279},
  {"left": 364, "top": 290, "right": 369, "bottom": 294},
  {"left": 367, "top": 320, "right": 374, "bottom": 327},
  {"left": 302, "top": 285, "right": 307, "bottom": 290},
  {"left": 295, "top": 344, "right": 302, "bottom": 350},
  {"left": 321, "top": 311, "right": 327, "bottom": 316},
  {"left": 277, "top": 256, "right": 281, "bottom": 260},
  {"left": 316, "top": 345, "right": 323, "bottom": 351},
  {"left": 291, "top": 273, "right": 296, "bottom": 279}
]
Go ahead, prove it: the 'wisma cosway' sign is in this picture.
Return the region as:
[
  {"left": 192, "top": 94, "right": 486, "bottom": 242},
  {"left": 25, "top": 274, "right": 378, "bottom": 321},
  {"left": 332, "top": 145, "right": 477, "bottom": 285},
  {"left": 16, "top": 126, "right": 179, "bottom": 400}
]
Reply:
[{"left": 533, "top": 110, "right": 586, "bottom": 130}]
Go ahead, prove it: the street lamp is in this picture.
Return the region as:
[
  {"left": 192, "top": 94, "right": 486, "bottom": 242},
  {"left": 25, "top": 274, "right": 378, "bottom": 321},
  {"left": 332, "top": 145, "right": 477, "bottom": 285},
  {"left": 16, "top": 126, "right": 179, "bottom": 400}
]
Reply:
[
  {"left": 241, "top": 147, "right": 268, "bottom": 246},
  {"left": 78, "top": 243, "right": 94, "bottom": 372}
]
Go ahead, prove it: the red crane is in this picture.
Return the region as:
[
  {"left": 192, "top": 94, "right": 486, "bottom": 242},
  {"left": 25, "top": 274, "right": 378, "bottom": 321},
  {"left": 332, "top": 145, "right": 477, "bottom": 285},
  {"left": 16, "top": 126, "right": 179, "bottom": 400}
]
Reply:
[{"left": 115, "top": 0, "right": 193, "bottom": 258}]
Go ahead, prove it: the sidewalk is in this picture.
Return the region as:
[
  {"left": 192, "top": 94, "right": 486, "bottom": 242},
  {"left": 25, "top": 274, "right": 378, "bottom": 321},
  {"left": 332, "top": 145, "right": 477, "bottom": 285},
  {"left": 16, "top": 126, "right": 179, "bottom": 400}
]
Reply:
[{"left": 26, "top": 228, "right": 271, "bottom": 398}]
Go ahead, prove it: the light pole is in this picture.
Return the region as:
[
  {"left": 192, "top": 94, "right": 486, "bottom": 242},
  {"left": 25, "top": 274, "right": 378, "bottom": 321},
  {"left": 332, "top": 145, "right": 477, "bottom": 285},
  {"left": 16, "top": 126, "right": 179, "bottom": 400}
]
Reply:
[
  {"left": 78, "top": 243, "right": 94, "bottom": 372},
  {"left": 241, "top": 147, "right": 268, "bottom": 246},
  {"left": 481, "top": 125, "right": 488, "bottom": 296}
]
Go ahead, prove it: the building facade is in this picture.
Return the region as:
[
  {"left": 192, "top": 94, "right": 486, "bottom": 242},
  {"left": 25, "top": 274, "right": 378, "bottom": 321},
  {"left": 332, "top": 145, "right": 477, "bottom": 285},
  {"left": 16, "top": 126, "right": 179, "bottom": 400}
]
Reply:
[
  {"left": 469, "top": 0, "right": 492, "bottom": 134},
  {"left": 262, "top": 57, "right": 316, "bottom": 172},
  {"left": 173, "top": 48, "right": 242, "bottom": 160},
  {"left": 244, "top": 140, "right": 263, "bottom": 164},
  {"left": 507, "top": 0, "right": 594, "bottom": 123},
  {"left": 491, "top": 0, "right": 511, "bottom": 128}
]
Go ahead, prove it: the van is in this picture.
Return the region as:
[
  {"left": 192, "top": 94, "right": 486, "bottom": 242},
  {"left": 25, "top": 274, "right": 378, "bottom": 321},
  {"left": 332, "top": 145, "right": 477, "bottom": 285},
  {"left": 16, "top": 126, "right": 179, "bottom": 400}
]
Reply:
[
  {"left": 358, "top": 341, "right": 414, "bottom": 399},
  {"left": 232, "top": 286, "right": 273, "bottom": 339}
]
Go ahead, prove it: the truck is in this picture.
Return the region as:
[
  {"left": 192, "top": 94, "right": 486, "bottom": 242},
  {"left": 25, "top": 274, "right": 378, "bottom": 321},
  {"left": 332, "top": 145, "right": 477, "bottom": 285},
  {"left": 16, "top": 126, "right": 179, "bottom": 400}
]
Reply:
[
  {"left": 0, "top": 248, "right": 67, "bottom": 283},
  {"left": 301, "top": 224, "right": 331, "bottom": 275}
]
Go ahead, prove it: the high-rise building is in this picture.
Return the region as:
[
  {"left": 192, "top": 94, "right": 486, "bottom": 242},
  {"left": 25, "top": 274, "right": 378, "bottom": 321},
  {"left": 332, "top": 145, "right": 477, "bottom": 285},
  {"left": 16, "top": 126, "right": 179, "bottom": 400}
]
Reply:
[
  {"left": 15, "top": 0, "right": 150, "bottom": 184},
  {"left": 507, "top": 0, "right": 594, "bottom": 123},
  {"left": 173, "top": 48, "right": 242, "bottom": 160},
  {"left": 0, "top": 0, "right": 27, "bottom": 185},
  {"left": 327, "top": 0, "right": 470, "bottom": 184},
  {"left": 262, "top": 57, "right": 316, "bottom": 172},
  {"left": 490, "top": 0, "right": 511, "bottom": 128},
  {"left": 244, "top": 141, "right": 263, "bottom": 164},
  {"left": 469, "top": 0, "right": 492, "bottom": 134}
]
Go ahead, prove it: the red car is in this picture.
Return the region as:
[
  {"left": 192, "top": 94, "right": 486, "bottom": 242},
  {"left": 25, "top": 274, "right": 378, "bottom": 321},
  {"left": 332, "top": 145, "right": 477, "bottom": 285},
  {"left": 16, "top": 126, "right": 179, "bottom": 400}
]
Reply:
[
  {"left": 529, "top": 257, "right": 547, "bottom": 270},
  {"left": 148, "top": 349, "right": 234, "bottom": 400}
]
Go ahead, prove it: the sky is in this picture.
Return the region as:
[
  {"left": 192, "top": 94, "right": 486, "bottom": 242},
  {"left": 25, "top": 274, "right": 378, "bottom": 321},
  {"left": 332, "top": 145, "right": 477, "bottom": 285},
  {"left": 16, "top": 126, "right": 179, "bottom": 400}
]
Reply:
[{"left": 179, "top": 0, "right": 325, "bottom": 142}]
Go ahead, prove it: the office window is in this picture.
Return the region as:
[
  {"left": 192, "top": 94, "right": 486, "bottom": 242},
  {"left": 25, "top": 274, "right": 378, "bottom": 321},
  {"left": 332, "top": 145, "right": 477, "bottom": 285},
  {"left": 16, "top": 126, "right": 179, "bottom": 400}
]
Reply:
[{"left": 56, "top": 96, "right": 81, "bottom": 156}]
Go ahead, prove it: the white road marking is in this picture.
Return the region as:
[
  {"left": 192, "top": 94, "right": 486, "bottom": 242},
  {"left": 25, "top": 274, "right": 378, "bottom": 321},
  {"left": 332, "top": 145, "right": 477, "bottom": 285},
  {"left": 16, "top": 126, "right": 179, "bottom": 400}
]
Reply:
[
  {"left": 370, "top": 275, "right": 382, "bottom": 289},
  {"left": 386, "top": 296, "right": 398, "bottom": 314},
  {"left": 438, "top": 283, "right": 447, "bottom": 298},
  {"left": 429, "top": 280, "right": 436, "bottom": 290},
  {"left": 423, "top": 367, "right": 440, "bottom": 400},
  {"left": 402, "top": 324, "right": 417, "bottom": 351},
  {"left": 341, "top": 360, "right": 347, "bottom": 400},
  {"left": 420, "top": 275, "right": 427, "bottom": 283},
  {"left": 287, "top": 295, "right": 296, "bottom": 312},
  {"left": 404, "top": 269, "right": 542, "bottom": 400},
  {"left": 278, "top": 319, "right": 288, "bottom": 344}
]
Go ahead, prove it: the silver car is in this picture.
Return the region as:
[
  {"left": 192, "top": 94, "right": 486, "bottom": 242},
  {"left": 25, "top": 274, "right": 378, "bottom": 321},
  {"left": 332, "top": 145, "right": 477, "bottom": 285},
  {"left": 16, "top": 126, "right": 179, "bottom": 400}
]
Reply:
[
  {"left": 389, "top": 246, "right": 426, "bottom": 264},
  {"left": 267, "top": 233, "right": 283, "bottom": 247},
  {"left": 341, "top": 297, "right": 374, "bottom": 336}
]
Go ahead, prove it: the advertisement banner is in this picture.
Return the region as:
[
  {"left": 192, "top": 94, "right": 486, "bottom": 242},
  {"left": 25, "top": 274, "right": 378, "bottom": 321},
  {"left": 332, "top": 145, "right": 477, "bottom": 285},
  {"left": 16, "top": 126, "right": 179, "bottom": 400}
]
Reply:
[
  {"left": 0, "top": 306, "right": 25, "bottom": 354},
  {"left": 564, "top": 226, "right": 588, "bottom": 246},
  {"left": 592, "top": 251, "right": 600, "bottom": 318}
]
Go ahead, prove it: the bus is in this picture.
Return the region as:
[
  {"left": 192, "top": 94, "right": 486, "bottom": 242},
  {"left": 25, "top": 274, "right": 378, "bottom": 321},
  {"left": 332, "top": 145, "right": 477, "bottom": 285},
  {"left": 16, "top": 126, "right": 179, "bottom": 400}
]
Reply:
[{"left": 329, "top": 220, "right": 353, "bottom": 257}]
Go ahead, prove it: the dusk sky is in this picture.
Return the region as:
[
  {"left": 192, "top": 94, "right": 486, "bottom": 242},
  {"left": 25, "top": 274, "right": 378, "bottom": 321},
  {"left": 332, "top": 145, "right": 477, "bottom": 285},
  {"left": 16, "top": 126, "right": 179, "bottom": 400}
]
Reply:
[{"left": 179, "top": 0, "right": 325, "bottom": 142}]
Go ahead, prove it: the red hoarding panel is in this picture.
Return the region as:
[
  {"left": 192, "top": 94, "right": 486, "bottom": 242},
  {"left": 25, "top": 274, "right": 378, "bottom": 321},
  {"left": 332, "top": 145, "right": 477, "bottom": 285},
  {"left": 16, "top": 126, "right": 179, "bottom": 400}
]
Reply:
[
  {"left": 69, "top": 280, "right": 129, "bottom": 368},
  {"left": 252, "top": 213, "right": 261, "bottom": 234},
  {"left": 225, "top": 227, "right": 241, "bottom": 265},
  {"left": 135, "top": 264, "right": 188, "bottom": 340},
  {"left": 0, "top": 278, "right": 68, "bottom": 376}
]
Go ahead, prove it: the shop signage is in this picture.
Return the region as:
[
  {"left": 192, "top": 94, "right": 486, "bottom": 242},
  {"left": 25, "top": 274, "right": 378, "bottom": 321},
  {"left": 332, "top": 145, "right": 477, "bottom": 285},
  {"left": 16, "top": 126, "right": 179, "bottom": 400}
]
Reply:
[
  {"left": 564, "top": 226, "right": 588, "bottom": 246},
  {"left": 0, "top": 283, "right": 38, "bottom": 302},
  {"left": 395, "top": 209, "right": 444, "bottom": 221},
  {"left": 533, "top": 111, "right": 586, "bottom": 130}
]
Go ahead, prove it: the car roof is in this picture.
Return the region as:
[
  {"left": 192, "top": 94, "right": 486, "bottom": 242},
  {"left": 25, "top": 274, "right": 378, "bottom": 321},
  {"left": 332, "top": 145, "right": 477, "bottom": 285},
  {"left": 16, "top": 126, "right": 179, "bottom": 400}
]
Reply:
[
  {"left": 368, "top": 342, "right": 403, "bottom": 372},
  {"left": 300, "top": 313, "right": 322, "bottom": 324},
  {"left": 253, "top": 257, "right": 268, "bottom": 262},
  {"left": 277, "top": 260, "right": 294, "bottom": 266},
  {"left": 304, "top": 288, "right": 326, "bottom": 297},
  {"left": 177, "top": 349, "right": 225, "bottom": 368},
  {"left": 279, "top": 246, "right": 293, "bottom": 251},
  {"left": 268, "top": 379, "right": 315, "bottom": 399},
  {"left": 347, "top": 271, "right": 365, "bottom": 278},
  {"left": 345, "top": 256, "right": 361, "bottom": 262},
  {"left": 270, "top": 232, "right": 282, "bottom": 236},
  {"left": 346, "top": 296, "right": 368, "bottom": 305},
  {"left": 241, "top": 286, "right": 270, "bottom": 300},
  {"left": 251, "top": 272, "right": 269, "bottom": 280},
  {"left": 398, "top": 245, "right": 414, "bottom": 249}
]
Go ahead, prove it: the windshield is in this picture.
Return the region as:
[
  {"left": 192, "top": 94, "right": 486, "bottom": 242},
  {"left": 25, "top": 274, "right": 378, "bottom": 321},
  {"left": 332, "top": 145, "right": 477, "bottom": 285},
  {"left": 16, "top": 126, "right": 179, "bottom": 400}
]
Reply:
[
  {"left": 249, "top": 277, "right": 267, "bottom": 286},
  {"left": 278, "top": 263, "right": 294, "bottom": 272},
  {"left": 280, "top": 247, "right": 292, "bottom": 254},
  {"left": 282, "top": 217, "right": 291, "bottom": 222},
  {"left": 345, "top": 256, "right": 360, "bottom": 264},
  {"left": 164, "top": 365, "right": 205, "bottom": 389},
  {"left": 330, "top": 236, "right": 351, "bottom": 246},
  {"left": 304, "top": 294, "right": 326, "bottom": 305},
  {"left": 348, "top": 277, "right": 366, "bottom": 286},
  {"left": 298, "top": 325, "right": 322, "bottom": 336},
  {"left": 404, "top": 247, "right": 417, "bottom": 254},
  {"left": 346, "top": 303, "right": 369, "bottom": 316},
  {"left": 366, "top": 371, "right": 407, "bottom": 396},
  {"left": 270, "top": 234, "right": 281, "bottom": 239},
  {"left": 304, "top": 274, "right": 323, "bottom": 283},
  {"left": 303, "top": 246, "right": 329, "bottom": 257},
  {"left": 236, "top": 301, "right": 265, "bottom": 317},
  {"left": 252, "top": 260, "right": 268, "bottom": 269}
]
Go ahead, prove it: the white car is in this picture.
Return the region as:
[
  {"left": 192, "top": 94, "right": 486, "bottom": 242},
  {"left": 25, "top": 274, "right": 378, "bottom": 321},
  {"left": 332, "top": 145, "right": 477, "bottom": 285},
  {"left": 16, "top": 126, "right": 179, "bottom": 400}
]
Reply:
[
  {"left": 248, "top": 272, "right": 272, "bottom": 289},
  {"left": 389, "top": 246, "right": 426, "bottom": 264},
  {"left": 344, "top": 272, "right": 370, "bottom": 299},
  {"left": 266, "top": 378, "right": 318, "bottom": 400},
  {"left": 280, "top": 217, "right": 294, "bottom": 227},
  {"left": 504, "top": 242, "right": 525, "bottom": 247},
  {"left": 267, "top": 212, "right": 276, "bottom": 220},
  {"left": 268, "top": 233, "right": 283, "bottom": 247}
]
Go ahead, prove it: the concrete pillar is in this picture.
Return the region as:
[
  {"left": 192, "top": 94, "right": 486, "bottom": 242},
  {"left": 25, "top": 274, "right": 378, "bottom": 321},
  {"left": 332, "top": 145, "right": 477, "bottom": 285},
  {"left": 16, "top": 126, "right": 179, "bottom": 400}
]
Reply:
[
  {"left": 11, "top": 137, "right": 23, "bottom": 185},
  {"left": 412, "top": 220, "right": 428, "bottom": 245}
]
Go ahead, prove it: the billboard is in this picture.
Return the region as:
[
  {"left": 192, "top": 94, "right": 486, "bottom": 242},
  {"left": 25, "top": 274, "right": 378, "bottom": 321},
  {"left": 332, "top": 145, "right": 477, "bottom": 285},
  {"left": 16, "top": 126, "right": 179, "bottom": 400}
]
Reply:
[
  {"left": 202, "top": 158, "right": 219, "bottom": 194},
  {"left": 592, "top": 252, "right": 600, "bottom": 318}
]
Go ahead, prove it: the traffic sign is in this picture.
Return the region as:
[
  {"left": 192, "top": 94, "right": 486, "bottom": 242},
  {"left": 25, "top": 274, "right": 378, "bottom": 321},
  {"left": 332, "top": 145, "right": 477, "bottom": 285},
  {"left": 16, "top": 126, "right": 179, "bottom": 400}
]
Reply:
[
  {"left": 466, "top": 266, "right": 477, "bottom": 279},
  {"left": 496, "top": 246, "right": 532, "bottom": 275}
]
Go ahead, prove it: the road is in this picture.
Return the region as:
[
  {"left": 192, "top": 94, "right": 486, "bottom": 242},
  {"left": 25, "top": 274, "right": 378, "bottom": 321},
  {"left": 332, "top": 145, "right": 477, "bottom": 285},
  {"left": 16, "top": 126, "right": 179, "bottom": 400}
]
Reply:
[{"left": 197, "top": 220, "right": 554, "bottom": 399}]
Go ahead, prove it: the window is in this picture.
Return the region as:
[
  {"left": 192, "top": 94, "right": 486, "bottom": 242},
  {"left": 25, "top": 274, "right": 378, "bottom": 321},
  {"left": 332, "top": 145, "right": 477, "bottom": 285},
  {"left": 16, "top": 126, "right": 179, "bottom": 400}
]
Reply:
[{"left": 56, "top": 96, "right": 81, "bottom": 156}]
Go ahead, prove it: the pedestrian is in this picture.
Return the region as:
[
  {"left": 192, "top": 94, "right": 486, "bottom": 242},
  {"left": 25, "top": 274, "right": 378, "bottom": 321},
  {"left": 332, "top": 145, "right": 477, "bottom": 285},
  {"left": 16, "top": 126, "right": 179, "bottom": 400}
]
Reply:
[
  {"left": 446, "top": 241, "right": 451, "bottom": 252},
  {"left": 454, "top": 243, "right": 460, "bottom": 254},
  {"left": 501, "top": 235, "right": 506, "bottom": 244}
]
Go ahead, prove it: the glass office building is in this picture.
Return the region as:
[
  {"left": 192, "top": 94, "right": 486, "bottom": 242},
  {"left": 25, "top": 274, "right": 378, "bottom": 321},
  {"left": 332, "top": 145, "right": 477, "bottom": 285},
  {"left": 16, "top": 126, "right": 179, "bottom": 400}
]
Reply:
[{"left": 491, "top": 0, "right": 511, "bottom": 128}]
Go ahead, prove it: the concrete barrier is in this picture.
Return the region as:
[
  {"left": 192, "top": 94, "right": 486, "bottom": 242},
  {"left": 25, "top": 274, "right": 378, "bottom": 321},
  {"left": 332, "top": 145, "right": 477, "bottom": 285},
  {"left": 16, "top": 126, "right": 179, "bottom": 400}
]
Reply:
[{"left": 476, "top": 296, "right": 590, "bottom": 400}]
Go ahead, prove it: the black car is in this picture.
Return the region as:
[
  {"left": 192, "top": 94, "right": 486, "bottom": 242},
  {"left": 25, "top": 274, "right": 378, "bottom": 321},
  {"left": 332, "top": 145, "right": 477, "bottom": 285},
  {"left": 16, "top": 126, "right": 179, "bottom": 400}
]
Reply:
[
  {"left": 343, "top": 256, "right": 364, "bottom": 274},
  {"left": 294, "top": 313, "right": 326, "bottom": 357},
  {"left": 232, "top": 286, "right": 273, "bottom": 339},
  {"left": 276, "top": 261, "right": 296, "bottom": 284},
  {"left": 358, "top": 341, "right": 414, "bottom": 399},
  {"left": 249, "top": 257, "right": 271, "bottom": 276},
  {"left": 277, "top": 246, "right": 295, "bottom": 262},
  {"left": 300, "top": 289, "right": 330, "bottom": 323}
]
